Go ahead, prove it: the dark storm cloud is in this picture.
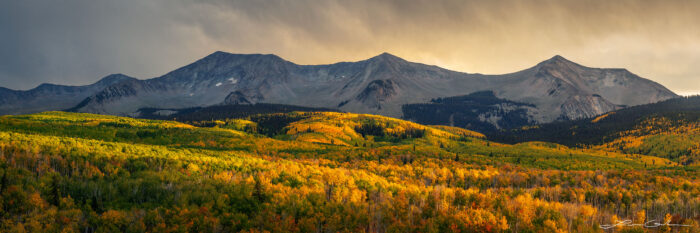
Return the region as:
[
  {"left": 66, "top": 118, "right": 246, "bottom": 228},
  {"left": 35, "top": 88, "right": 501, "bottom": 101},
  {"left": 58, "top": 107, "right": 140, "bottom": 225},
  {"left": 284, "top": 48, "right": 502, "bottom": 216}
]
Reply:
[{"left": 2, "top": 0, "right": 700, "bottom": 94}]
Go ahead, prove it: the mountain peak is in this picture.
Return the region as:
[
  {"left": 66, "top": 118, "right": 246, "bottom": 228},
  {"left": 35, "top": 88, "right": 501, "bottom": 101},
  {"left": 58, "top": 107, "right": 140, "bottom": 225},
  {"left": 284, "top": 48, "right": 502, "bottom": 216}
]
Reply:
[
  {"left": 199, "top": 51, "right": 234, "bottom": 61},
  {"left": 211, "top": 50, "right": 230, "bottom": 56},
  {"left": 34, "top": 83, "right": 59, "bottom": 89},
  {"left": 368, "top": 52, "right": 405, "bottom": 62},
  {"left": 549, "top": 55, "right": 566, "bottom": 60},
  {"left": 545, "top": 55, "right": 574, "bottom": 64},
  {"left": 533, "top": 55, "right": 582, "bottom": 69},
  {"left": 201, "top": 51, "right": 285, "bottom": 61},
  {"left": 377, "top": 52, "right": 397, "bottom": 57},
  {"left": 182, "top": 51, "right": 294, "bottom": 73},
  {"left": 92, "top": 74, "right": 136, "bottom": 87},
  {"left": 98, "top": 73, "right": 133, "bottom": 81}
]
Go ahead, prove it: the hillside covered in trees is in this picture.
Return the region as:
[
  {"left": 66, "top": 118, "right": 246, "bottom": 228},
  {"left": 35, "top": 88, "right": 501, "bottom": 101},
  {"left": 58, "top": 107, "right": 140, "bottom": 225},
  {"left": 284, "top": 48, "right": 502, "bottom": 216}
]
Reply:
[
  {"left": 491, "top": 96, "right": 700, "bottom": 165},
  {"left": 0, "top": 111, "right": 698, "bottom": 232}
]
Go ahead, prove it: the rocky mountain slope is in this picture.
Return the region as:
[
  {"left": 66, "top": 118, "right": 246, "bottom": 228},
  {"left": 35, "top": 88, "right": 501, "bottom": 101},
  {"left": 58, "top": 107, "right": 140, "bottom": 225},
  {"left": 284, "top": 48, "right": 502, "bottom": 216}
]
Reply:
[
  {"left": 402, "top": 91, "right": 539, "bottom": 133},
  {"left": 0, "top": 74, "right": 135, "bottom": 115},
  {"left": 0, "top": 52, "right": 677, "bottom": 129}
]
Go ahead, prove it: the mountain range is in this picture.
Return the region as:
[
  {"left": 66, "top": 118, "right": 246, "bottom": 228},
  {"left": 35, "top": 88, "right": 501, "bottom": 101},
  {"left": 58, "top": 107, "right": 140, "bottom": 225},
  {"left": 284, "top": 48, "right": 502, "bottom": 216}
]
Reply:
[
  {"left": 0, "top": 74, "right": 135, "bottom": 115},
  {"left": 0, "top": 51, "right": 677, "bottom": 130}
]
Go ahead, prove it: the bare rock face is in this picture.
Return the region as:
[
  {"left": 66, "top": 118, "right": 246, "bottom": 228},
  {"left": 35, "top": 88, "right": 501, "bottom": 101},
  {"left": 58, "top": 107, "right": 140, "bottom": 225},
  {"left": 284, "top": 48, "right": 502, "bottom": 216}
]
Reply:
[
  {"left": 355, "top": 79, "right": 398, "bottom": 109},
  {"left": 221, "top": 91, "right": 261, "bottom": 105},
  {"left": 402, "top": 91, "right": 540, "bottom": 132},
  {"left": 0, "top": 51, "right": 678, "bottom": 130},
  {"left": 559, "top": 95, "right": 619, "bottom": 121}
]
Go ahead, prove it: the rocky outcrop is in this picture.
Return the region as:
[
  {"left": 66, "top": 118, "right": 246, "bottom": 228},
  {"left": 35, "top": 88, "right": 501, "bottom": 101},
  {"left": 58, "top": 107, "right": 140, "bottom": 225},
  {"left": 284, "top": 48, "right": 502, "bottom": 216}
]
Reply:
[
  {"left": 559, "top": 95, "right": 620, "bottom": 120},
  {"left": 222, "top": 91, "right": 261, "bottom": 105},
  {"left": 355, "top": 79, "right": 398, "bottom": 109}
]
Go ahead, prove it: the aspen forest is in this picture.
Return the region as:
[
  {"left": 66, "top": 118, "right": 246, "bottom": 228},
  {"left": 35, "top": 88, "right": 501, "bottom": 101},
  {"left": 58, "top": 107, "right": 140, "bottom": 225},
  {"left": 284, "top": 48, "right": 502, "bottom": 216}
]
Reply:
[{"left": 0, "top": 111, "right": 698, "bottom": 232}]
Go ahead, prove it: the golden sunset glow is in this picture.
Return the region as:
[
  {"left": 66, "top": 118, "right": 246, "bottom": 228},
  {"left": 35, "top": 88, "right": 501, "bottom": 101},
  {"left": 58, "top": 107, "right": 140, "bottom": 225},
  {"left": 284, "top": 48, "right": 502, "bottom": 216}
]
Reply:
[{"left": 2, "top": 0, "right": 700, "bottom": 95}]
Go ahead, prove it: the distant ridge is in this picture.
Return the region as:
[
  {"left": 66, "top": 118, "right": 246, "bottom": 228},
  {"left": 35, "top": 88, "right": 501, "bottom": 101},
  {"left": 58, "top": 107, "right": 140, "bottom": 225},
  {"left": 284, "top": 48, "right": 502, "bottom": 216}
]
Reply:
[{"left": 0, "top": 74, "right": 136, "bottom": 115}]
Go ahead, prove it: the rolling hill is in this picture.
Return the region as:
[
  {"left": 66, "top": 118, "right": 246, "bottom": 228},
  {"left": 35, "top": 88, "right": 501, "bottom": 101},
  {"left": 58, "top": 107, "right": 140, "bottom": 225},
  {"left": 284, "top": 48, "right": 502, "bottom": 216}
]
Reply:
[{"left": 0, "top": 111, "right": 696, "bottom": 232}]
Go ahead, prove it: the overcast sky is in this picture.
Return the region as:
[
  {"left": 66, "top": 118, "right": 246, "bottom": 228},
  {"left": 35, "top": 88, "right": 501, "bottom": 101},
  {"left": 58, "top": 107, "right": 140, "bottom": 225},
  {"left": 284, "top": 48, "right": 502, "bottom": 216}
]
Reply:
[{"left": 2, "top": 0, "right": 700, "bottom": 95}]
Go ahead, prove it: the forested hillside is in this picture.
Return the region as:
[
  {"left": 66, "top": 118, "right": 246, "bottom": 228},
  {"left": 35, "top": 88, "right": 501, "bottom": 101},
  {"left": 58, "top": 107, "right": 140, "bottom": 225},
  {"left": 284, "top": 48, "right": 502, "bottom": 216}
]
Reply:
[
  {"left": 491, "top": 96, "right": 700, "bottom": 165},
  {"left": 0, "top": 111, "right": 697, "bottom": 232}
]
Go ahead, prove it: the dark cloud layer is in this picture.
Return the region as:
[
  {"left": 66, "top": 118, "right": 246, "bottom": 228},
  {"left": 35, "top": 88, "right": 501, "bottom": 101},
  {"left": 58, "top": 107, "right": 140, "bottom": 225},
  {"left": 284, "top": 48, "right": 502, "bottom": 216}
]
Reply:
[{"left": 2, "top": 0, "right": 700, "bottom": 94}]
